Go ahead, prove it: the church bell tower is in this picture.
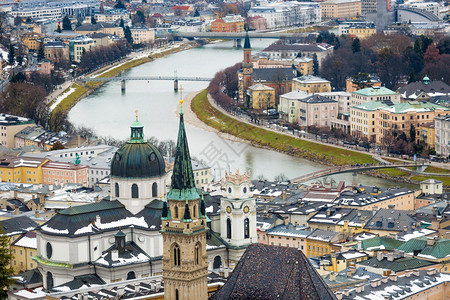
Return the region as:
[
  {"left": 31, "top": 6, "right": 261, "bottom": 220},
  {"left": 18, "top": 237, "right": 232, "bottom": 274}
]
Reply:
[
  {"left": 161, "top": 100, "right": 208, "bottom": 300},
  {"left": 239, "top": 31, "right": 253, "bottom": 105}
]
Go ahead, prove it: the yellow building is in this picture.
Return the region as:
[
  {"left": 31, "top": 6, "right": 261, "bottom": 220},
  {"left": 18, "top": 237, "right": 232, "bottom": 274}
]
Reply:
[
  {"left": 0, "top": 156, "right": 48, "bottom": 184},
  {"left": 21, "top": 32, "right": 42, "bottom": 51},
  {"left": 317, "top": 250, "right": 368, "bottom": 275},
  {"left": 0, "top": 114, "right": 35, "bottom": 148},
  {"left": 68, "top": 36, "right": 96, "bottom": 63},
  {"left": 247, "top": 82, "right": 276, "bottom": 110},
  {"left": 419, "top": 122, "right": 435, "bottom": 149},
  {"left": 348, "top": 25, "right": 377, "bottom": 39},
  {"left": 292, "top": 75, "right": 331, "bottom": 93},
  {"left": 320, "top": 0, "right": 362, "bottom": 19},
  {"left": 306, "top": 229, "right": 342, "bottom": 258},
  {"left": 10, "top": 232, "right": 37, "bottom": 274}
]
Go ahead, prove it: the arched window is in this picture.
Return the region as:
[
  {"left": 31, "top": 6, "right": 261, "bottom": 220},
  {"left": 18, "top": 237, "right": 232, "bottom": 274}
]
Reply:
[
  {"left": 115, "top": 183, "right": 119, "bottom": 197},
  {"left": 152, "top": 182, "right": 158, "bottom": 197},
  {"left": 195, "top": 243, "right": 200, "bottom": 265},
  {"left": 244, "top": 218, "right": 250, "bottom": 239},
  {"left": 227, "top": 218, "right": 232, "bottom": 239},
  {"left": 213, "top": 256, "right": 222, "bottom": 269},
  {"left": 193, "top": 205, "right": 197, "bottom": 218},
  {"left": 176, "top": 289, "right": 179, "bottom": 300},
  {"left": 47, "top": 272, "right": 53, "bottom": 290},
  {"left": 127, "top": 271, "right": 136, "bottom": 280},
  {"left": 173, "top": 244, "right": 180, "bottom": 266},
  {"left": 175, "top": 206, "right": 178, "bottom": 218},
  {"left": 131, "top": 184, "right": 139, "bottom": 198}
]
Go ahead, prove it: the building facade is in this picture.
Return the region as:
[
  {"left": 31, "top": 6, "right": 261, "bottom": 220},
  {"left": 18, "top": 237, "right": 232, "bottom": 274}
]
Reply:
[
  {"left": 320, "top": 0, "right": 362, "bottom": 19},
  {"left": 435, "top": 115, "right": 450, "bottom": 158}
]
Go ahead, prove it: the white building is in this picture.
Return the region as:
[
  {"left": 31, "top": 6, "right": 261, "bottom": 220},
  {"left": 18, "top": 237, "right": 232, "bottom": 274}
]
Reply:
[
  {"left": 435, "top": 115, "right": 450, "bottom": 158},
  {"left": 248, "top": 1, "right": 321, "bottom": 29}
]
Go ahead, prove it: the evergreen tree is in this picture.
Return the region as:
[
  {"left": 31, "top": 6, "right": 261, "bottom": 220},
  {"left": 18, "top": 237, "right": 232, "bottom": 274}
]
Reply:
[
  {"left": 351, "top": 37, "right": 361, "bottom": 53},
  {"left": 119, "top": 18, "right": 125, "bottom": 29},
  {"left": 410, "top": 124, "right": 416, "bottom": 143},
  {"left": 99, "top": 2, "right": 105, "bottom": 14},
  {"left": 124, "top": 26, "right": 133, "bottom": 46},
  {"left": 414, "top": 39, "right": 422, "bottom": 56},
  {"left": 114, "top": 0, "right": 125, "bottom": 9},
  {"left": 17, "top": 54, "right": 23, "bottom": 65},
  {"left": 316, "top": 34, "right": 323, "bottom": 43},
  {"left": 38, "top": 43, "right": 45, "bottom": 60},
  {"left": 56, "top": 24, "right": 62, "bottom": 33},
  {"left": 91, "top": 15, "right": 97, "bottom": 24},
  {"left": 62, "top": 15, "right": 72, "bottom": 30},
  {"left": 408, "top": 69, "right": 416, "bottom": 83},
  {"left": 312, "top": 53, "right": 319, "bottom": 76},
  {"left": 7, "top": 44, "right": 14, "bottom": 65},
  {"left": 194, "top": 9, "right": 200, "bottom": 17},
  {"left": 0, "top": 226, "right": 14, "bottom": 298}
]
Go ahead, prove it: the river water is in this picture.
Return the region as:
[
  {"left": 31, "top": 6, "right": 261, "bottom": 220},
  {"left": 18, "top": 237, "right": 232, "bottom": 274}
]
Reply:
[{"left": 69, "top": 39, "right": 415, "bottom": 188}]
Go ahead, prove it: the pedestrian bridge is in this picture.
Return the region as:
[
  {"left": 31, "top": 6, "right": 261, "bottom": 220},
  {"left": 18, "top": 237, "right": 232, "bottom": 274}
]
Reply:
[
  {"left": 291, "top": 162, "right": 429, "bottom": 183},
  {"left": 83, "top": 72, "right": 213, "bottom": 92}
]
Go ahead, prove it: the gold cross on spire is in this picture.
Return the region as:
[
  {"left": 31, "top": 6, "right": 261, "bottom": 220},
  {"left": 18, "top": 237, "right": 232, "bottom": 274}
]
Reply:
[{"left": 135, "top": 110, "right": 139, "bottom": 120}]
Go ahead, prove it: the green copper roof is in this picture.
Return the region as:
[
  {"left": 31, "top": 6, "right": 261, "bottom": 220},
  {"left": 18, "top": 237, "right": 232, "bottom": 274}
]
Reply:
[
  {"left": 244, "top": 30, "right": 251, "bottom": 49},
  {"left": 130, "top": 117, "right": 145, "bottom": 143},
  {"left": 353, "top": 87, "right": 397, "bottom": 96},
  {"left": 167, "top": 109, "right": 199, "bottom": 201},
  {"left": 353, "top": 100, "right": 399, "bottom": 111},
  {"left": 398, "top": 237, "right": 450, "bottom": 259},
  {"left": 383, "top": 101, "right": 449, "bottom": 114},
  {"left": 354, "top": 236, "right": 405, "bottom": 251},
  {"left": 33, "top": 256, "right": 73, "bottom": 269}
]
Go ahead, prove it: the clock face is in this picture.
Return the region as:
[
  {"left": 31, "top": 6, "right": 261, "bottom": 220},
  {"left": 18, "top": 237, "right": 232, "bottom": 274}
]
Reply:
[
  {"left": 243, "top": 206, "right": 249, "bottom": 214},
  {"left": 226, "top": 206, "right": 232, "bottom": 214}
]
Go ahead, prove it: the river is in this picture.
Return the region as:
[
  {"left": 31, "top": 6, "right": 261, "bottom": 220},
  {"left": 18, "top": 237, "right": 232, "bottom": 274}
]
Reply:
[{"left": 69, "top": 39, "right": 416, "bottom": 188}]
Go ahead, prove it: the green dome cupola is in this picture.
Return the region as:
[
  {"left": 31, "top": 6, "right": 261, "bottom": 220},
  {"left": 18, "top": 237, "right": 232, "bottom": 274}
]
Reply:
[{"left": 110, "top": 113, "right": 165, "bottom": 178}]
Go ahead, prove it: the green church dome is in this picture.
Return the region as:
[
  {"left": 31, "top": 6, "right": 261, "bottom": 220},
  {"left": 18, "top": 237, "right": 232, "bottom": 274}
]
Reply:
[{"left": 110, "top": 116, "right": 165, "bottom": 178}]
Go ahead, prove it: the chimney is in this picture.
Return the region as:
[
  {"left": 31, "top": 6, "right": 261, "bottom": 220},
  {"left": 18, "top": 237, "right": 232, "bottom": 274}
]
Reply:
[
  {"left": 427, "top": 268, "right": 437, "bottom": 276},
  {"left": 412, "top": 269, "right": 420, "bottom": 277},
  {"left": 117, "top": 287, "right": 124, "bottom": 297},
  {"left": 335, "top": 291, "right": 343, "bottom": 300},
  {"left": 14, "top": 206, "right": 19, "bottom": 215},
  {"left": 346, "top": 266, "right": 356, "bottom": 277},
  {"left": 134, "top": 283, "right": 140, "bottom": 293},
  {"left": 426, "top": 237, "right": 435, "bottom": 246},
  {"left": 96, "top": 214, "right": 101, "bottom": 224},
  {"left": 34, "top": 210, "right": 39, "bottom": 218},
  {"left": 389, "top": 273, "right": 397, "bottom": 282},
  {"left": 372, "top": 206, "right": 378, "bottom": 216},
  {"left": 155, "top": 280, "right": 161, "bottom": 291},
  {"left": 281, "top": 190, "right": 287, "bottom": 201},
  {"left": 370, "top": 279, "right": 378, "bottom": 288},
  {"left": 376, "top": 251, "right": 384, "bottom": 261},
  {"left": 343, "top": 289, "right": 350, "bottom": 296},
  {"left": 111, "top": 249, "right": 119, "bottom": 261},
  {"left": 356, "top": 283, "right": 365, "bottom": 293},
  {"left": 329, "top": 272, "right": 337, "bottom": 281},
  {"left": 432, "top": 205, "right": 437, "bottom": 216},
  {"left": 405, "top": 270, "right": 411, "bottom": 277},
  {"left": 387, "top": 253, "right": 394, "bottom": 262},
  {"left": 403, "top": 226, "right": 407, "bottom": 232},
  {"left": 381, "top": 276, "right": 388, "bottom": 283}
]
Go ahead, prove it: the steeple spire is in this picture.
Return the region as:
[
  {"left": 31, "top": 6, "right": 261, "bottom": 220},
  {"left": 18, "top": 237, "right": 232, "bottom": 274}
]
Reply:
[
  {"left": 244, "top": 30, "right": 251, "bottom": 49},
  {"left": 167, "top": 99, "right": 199, "bottom": 201}
]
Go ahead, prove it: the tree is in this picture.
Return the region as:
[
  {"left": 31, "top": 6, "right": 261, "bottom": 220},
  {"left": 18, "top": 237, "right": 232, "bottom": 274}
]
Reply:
[
  {"left": 410, "top": 124, "right": 416, "bottom": 143},
  {"left": 194, "top": 9, "right": 200, "bottom": 17},
  {"left": 7, "top": 44, "right": 14, "bottom": 65},
  {"left": 0, "top": 226, "right": 14, "bottom": 298},
  {"left": 414, "top": 38, "right": 423, "bottom": 56},
  {"left": 91, "top": 15, "right": 97, "bottom": 24},
  {"left": 62, "top": 16, "right": 72, "bottom": 30},
  {"left": 312, "top": 53, "right": 319, "bottom": 76},
  {"left": 99, "top": 2, "right": 105, "bottom": 14},
  {"left": 119, "top": 18, "right": 125, "bottom": 29},
  {"left": 56, "top": 24, "right": 62, "bottom": 33},
  {"left": 38, "top": 43, "right": 45, "bottom": 60},
  {"left": 133, "top": 11, "right": 145, "bottom": 24},
  {"left": 16, "top": 54, "right": 23, "bottom": 65},
  {"left": 424, "top": 44, "right": 440, "bottom": 64},
  {"left": 124, "top": 26, "right": 133, "bottom": 46},
  {"left": 114, "top": 0, "right": 125, "bottom": 9},
  {"left": 51, "top": 141, "right": 65, "bottom": 150},
  {"left": 351, "top": 37, "right": 361, "bottom": 53}
]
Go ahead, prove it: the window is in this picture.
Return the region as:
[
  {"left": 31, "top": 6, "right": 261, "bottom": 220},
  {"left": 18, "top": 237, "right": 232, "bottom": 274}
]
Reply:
[
  {"left": 127, "top": 271, "right": 136, "bottom": 280},
  {"left": 195, "top": 243, "right": 200, "bottom": 264},
  {"left": 47, "top": 272, "right": 53, "bottom": 290},
  {"left": 244, "top": 218, "right": 249, "bottom": 239},
  {"left": 131, "top": 184, "right": 139, "bottom": 198},
  {"left": 227, "top": 218, "right": 232, "bottom": 239},
  {"left": 173, "top": 244, "right": 180, "bottom": 266},
  {"left": 175, "top": 206, "right": 178, "bottom": 218},
  {"left": 115, "top": 183, "right": 119, "bottom": 197},
  {"left": 152, "top": 182, "right": 158, "bottom": 197}
]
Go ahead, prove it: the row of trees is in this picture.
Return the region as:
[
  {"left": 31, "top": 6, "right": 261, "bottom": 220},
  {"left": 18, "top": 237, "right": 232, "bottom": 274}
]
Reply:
[
  {"left": 318, "top": 33, "right": 450, "bottom": 90},
  {"left": 208, "top": 62, "right": 241, "bottom": 112},
  {"left": 78, "top": 40, "right": 131, "bottom": 73}
]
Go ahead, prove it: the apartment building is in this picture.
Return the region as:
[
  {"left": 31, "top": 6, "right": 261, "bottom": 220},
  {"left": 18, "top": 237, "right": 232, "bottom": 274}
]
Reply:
[
  {"left": 298, "top": 95, "right": 338, "bottom": 128},
  {"left": 130, "top": 25, "right": 155, "bottom": 44},
  {"left": 351, "top": 86, "right": 400, "bottom": 106},
  {"left": 42, "top": 161, "right": 88, "bottom": 186},
  {"left": 0, "top": 156, "right": 48, "bottom": 184},
  {"left": 320, "top": 0, "right": 362, "bottom": 19},
  {"left": 211, "top": 15, "right": 245, "bottom": 32},
  {"left": 68, "top": 36, "right": 95, "bottom": 62},
  {"left": 0, "top": 114, "right": 35, "bottom": 148},
  {"left": 435, "top": 115, "right": 450, "bottom": 158},
  {"left": 292, "top": 75, "right": 331, "bottom": 93}
]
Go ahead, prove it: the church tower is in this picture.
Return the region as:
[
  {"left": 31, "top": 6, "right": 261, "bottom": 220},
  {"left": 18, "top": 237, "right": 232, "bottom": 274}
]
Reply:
[
  {"left": 220, "top": 170, "right": 257, "bottom": 264},
  {"left": 239, "top": 31, "right": 253, "bottom": 105},
  {"left": 161, "top": 100, "right": 208, "bottom": 300}
]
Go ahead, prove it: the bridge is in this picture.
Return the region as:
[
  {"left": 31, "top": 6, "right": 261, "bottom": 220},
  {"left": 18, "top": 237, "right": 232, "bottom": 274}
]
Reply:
[
  {"left": 291, "top": 162, "right": 429, "bottom": 184},
  {"left": 169, "top": 31, "right": 308, "bottom": 46},
  {"left": 83, "top": 71, "right": 213, "bottom": 92}
]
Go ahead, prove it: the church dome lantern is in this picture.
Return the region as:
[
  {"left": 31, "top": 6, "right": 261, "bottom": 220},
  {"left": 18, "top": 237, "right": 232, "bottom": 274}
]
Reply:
[{"left": 110, "top": 113, "right": 165, "bottom": 179}]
